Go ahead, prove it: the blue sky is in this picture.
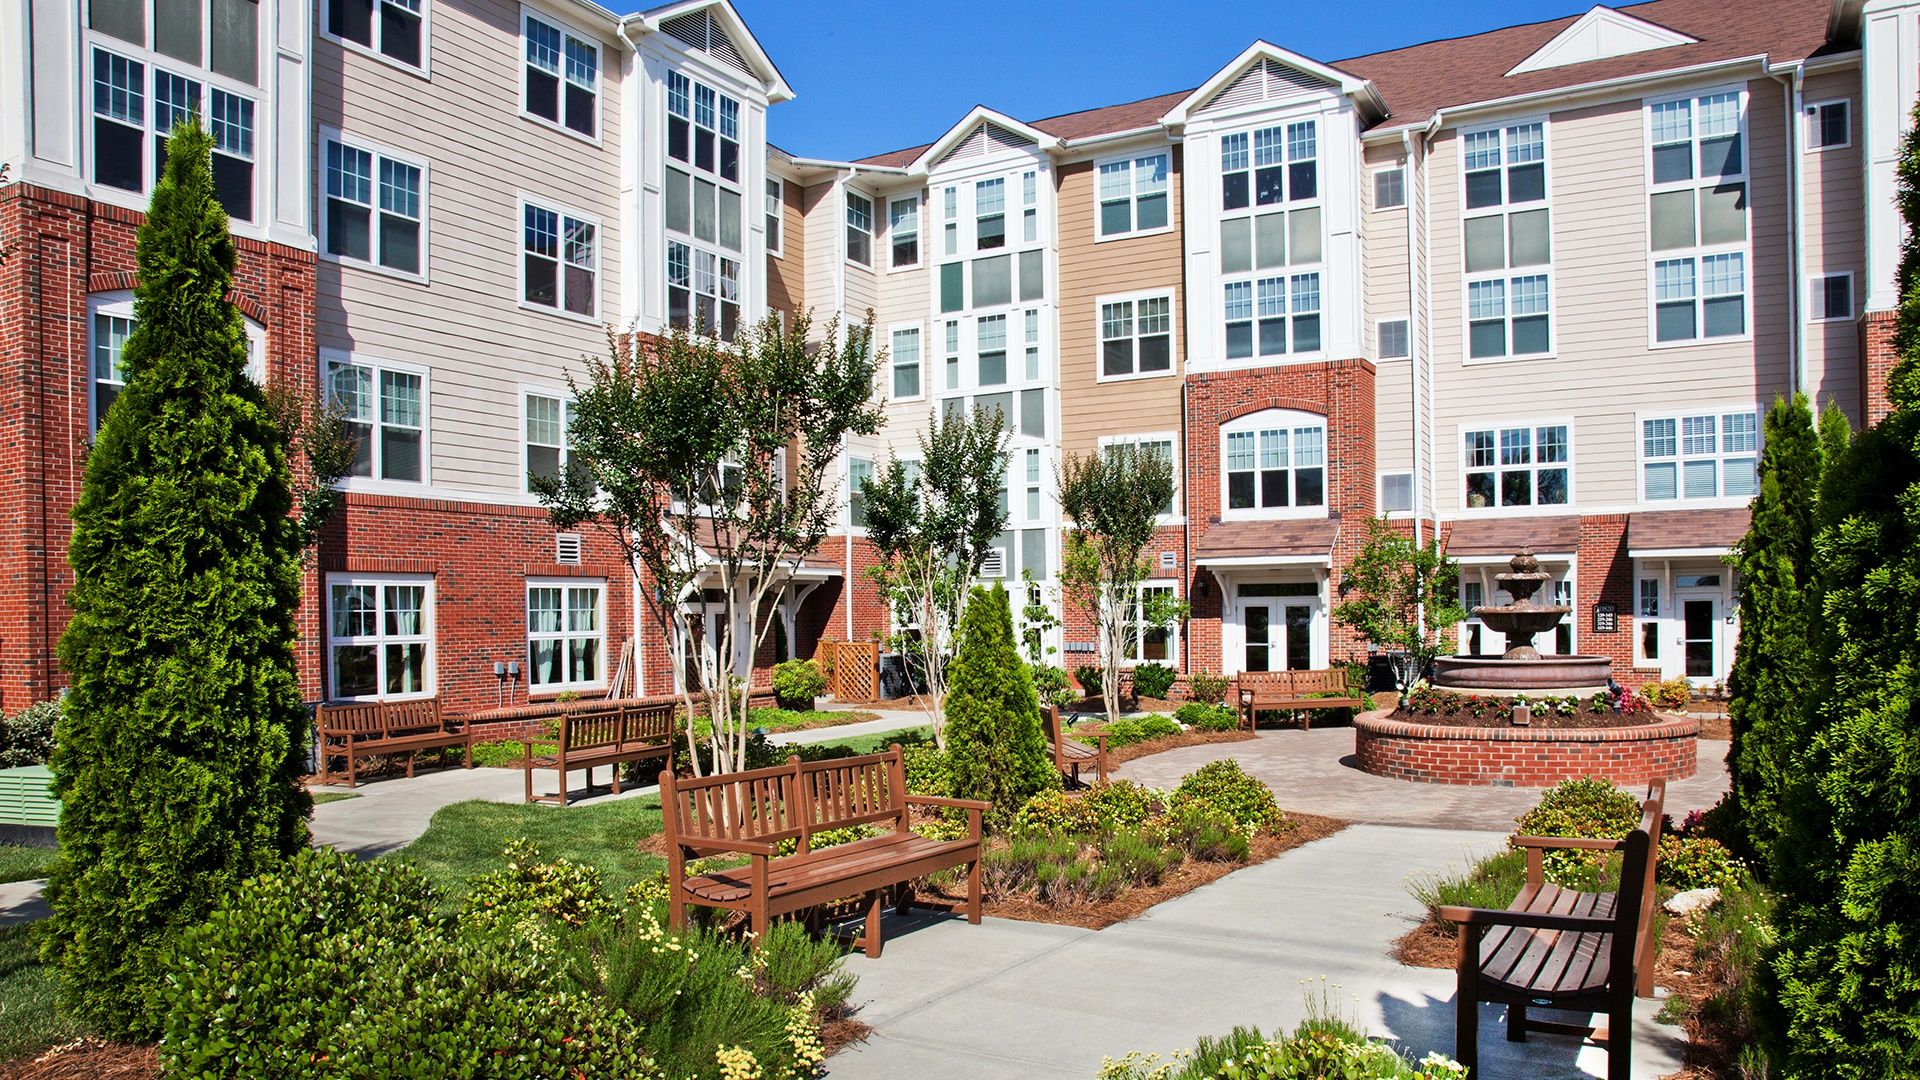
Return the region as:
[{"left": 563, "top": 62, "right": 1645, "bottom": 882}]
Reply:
[{"left": 705, "top": 0, "right": 1597, "bottom": 161}]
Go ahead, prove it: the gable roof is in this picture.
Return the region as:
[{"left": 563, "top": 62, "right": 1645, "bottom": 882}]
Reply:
[
  {"left": 846, "top": 0, "right": 1841, "bottom": 166},
  {"left": 1160, "top": 40, "right": 1386, "bottom": 126},
  {"left": 906, "top": 106, "right": 1060, "bottom": 173},
  {"left": 1505, "top": 5, "right": 1698, "bottom": 77},
  {"left": 633, "top": 0, "right": 793, "bottom": 103}
]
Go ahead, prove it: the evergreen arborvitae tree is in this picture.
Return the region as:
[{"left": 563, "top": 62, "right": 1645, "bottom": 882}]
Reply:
[
  {"left": 942, "top": 584, "right": 1057, "bottom": 826},
  {"left": 1763, "top": 104, "right": 1920, "bottom": 1077},
  {"left": 44, "top": 121, "right": 310, "bottom": 1036},
  {"left": 1723, "top": 393, "right": 1822, "bottom": 875}
]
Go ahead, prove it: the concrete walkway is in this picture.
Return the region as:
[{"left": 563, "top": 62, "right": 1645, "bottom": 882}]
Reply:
[
  {"left": 1117, "top": 727, "right": 1730, "bottom": 831},
  {"left": 827, "top": 824, "right": 1685, "bottom": 1079}
]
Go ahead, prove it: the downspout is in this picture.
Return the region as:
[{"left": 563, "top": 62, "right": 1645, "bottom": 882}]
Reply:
[
  {"left": 1768, "top": 62, "right": 1807, "bottom": 395},
  {"left": 1180, "top": 378, "right": 1191, "bottom": 669},
  {"left": 1400, "top": 127, "right": 1421, "bottom": 550}
]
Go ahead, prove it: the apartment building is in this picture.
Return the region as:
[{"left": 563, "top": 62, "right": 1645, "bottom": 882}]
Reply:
[{"left": 0, "top": 0, "right": 1914, "bottom": 716}]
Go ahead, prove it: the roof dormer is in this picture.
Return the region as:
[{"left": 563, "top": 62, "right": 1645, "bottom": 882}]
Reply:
[
  {"left": 1162, "top": 42, "right": 1386, "bottom": 127},
  {"left": 1505, "top": 6, "right": 1698, "bottom": 77}
]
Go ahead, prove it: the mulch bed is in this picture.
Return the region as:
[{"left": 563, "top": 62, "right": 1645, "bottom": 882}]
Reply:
[
  {"left": 1388, "top": 708, "right": 1669, "bottom": 730},
  {"left": 3, "top": 1042, "right": 159, "bottom": 1080},
  {"left": 1103, "top": 728, "right": 1255, "bottom": 766},
  {"left": 1688, "top": 712, "right": 1731, "bottom": 741}
]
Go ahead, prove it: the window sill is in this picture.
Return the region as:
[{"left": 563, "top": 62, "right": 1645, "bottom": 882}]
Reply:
[
  {"left": 322, "top": 31, "right": 432, "bottom": 81},
  {"left": 517, "top": 109, "right": 604, "bottom": 149},
  {"left": 321, "top": 251, "right": 430, "bottom": 286},
  {"left": 1647, "top": 333, "right": 1752, "bottom": 351},
  {"left": 1453, "top": 504, "right": 1578, "bottom": 516},
  {"left": 1095, "top": 367, "right": 1179, "bottom": 385},
  {"left": 527, "top": 684, "right": 608, "bottom": 701},
  {"left": 1217, "top": 508, "right": 1331, "bottom": 523},
  {"left": 1462, "top": 350, "right": 1556, "bottom": 367},
  {"left": 517, "top": 299, "right": 603, "bottom": 326},
  {"left": 1093, "top": 225, "right": 1175, "bottom": 245},
  {"left": 335, "top": 477, "right": 435, "bottom": 497}
]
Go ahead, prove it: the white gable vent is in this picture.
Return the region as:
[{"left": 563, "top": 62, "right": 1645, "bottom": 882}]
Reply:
[
  {"left": 555, "top": 533, "right": 583, "bottom": 565},
  {"left": 660, "top": 9, "right": 751, "bottom": 76},
  {"left": 934, "top": 122, "right": 1033, "bottom": 168},
  {"left": 980, "top": 547, "right": 1007, "bottom": 579},
  {"left": 1201, "top": 58, "right": 1332, "bottom": 115}
]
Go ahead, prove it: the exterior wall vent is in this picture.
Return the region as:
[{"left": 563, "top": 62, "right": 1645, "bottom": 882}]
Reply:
[
  {"left": 660, "top": 11, "right": 752, "bottom": 76},
  {"left": 555, "top": 533, "right": 583, "bottom": 565},
  {"left": 980, "top": 547, "right": 1007, "bottom": 578}
]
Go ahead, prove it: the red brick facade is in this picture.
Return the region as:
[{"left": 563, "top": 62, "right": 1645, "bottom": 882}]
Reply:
[
  {"left": 1862, "top": 309, "right": 1898, "bottom": 426},
  {"left": 1353, "top": 711, "right": 1699, "bottom": 787}
]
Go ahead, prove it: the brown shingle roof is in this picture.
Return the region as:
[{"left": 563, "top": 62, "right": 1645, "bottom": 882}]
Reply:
[
  {"left": 846, "top": 0, "right": 1839, "bottom": 166},
  {"left": 1628, "top": 507, "right": 1752, "bottom": 553},
  {"left": 1444, "top": 516, "right": 1582, "bottom": 558},
  {"left": 1192, "top": 518, "right": 1341, "bottom": 563}
]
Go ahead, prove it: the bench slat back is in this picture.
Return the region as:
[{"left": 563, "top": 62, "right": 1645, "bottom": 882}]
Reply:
[
  {"left": 383, "top": 698, "right": 442, "bottom": 735},
  {"left": 1240, "top": 669, "right": 1345, "bottom": 696},
  {"left": 317, "top": 702, "right": 387, "bottom": 736},
  {"left": 1606, "top": 780, "right": 1666, "bottom": 987},
  {"left": 562, "top": 708, "right": 623, "bottom": 752},
  {"left": 798, "top": 754, "right": 902, "bottom": 834},
  {"left": 624, "top": 702, "right": 676, "bottom": 743},
  {"left": 666, "top": 759, "right": 806, "bottom": 847}
]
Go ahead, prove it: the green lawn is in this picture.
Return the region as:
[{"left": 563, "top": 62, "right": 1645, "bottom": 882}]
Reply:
[
  {"left": 802, "top": 726, "right": 931, "bottom": 755},
  {"left": 382, "top": 795, "right": 666, "bottom": 900},
  {"left": 0, "top": 925, "right": 83, "bottom": 1063},
  {"left": 692, "top": 706, "right": 879, "bottom": 740},
  {"left": 0, "top": 846, "right": 54, "bottom": 885},
  {"left": 310, "top": 791, "right": 361, "bottom": 806}
]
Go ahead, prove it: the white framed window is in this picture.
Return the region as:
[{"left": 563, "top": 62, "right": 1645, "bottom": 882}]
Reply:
[
  {"left": 322, "top": 132, "right": 425, "bottom": 279},
  {"left": 1219, "top": 119, "right": 1322, "bottom": 362},
  {"left": 521, "top": 11, "right": 598, "bottom": 140},
  {"left": 889, "top": 325, "right": 922, "bottom": 400},
  {"left": 766, "top": 177, "right": 784, "bottom": 257},
  {"left": 1461, "top": 120, "right": 1552, "bottom": 360},
  {"left": 527, "top": 579, "right": 604, "bottom": 691},
  {"left": 88, "top": 291, "right": 263, "bottom": 432},
  {"left": 846, "top": 190, "right": 873, "bottom": 266},
  {"left": 522, "top": 389, "right": 576, "bottom": 492},
  {"left": 1022, "top": 447, "right": 1042, "bottom": 522},
  {"left": 1640, "top": 409, "right": 1759, "bottom": 502},
  {"left": 1377, "top": 318, "right": 1410, "bottom": 359},
  {"left": 1098, "top": 292, "right": 1174, "bottom": 380},
  {"left": 665, "top": 70, "right": 739, "bottom": 181},
  {"left": 664, "top": 71, "right": 743, "bottom": 338},
  {"left": 1647, "top": 89, "right": 1749, "bottom": 344},
  {"left": 1095, "top": 150, "right": 1170, "bottom": 239},
  {"left": 1463, "top": 423, "right": 1571, "bottom": 509},
  {"left": 1221, "top": 408, "right": 1327, "bottom": 518},
  {"left": 1100, "top": 433, "right": 1178, "bottom": 519},
  {"left": 326, "top": 353, "right": 426, "bottom": 484},
  {"left": 889, "top": 194, "right": 920, "bottom": 268},
  {"left": 666, "top": 241, "right": 741, "bottom": 341},
  {"left": 1224, "top": 273, "right": 1321, "bottom": 360},
  {"left": 326, "top": 575, "right": 432, "bottom": 700},
  {"left": 86, "top": 44, "right": 259, "bottom": 221},
  {"left": 1805, "top": 98, "right": 1851, "bottom": 151},
  {"left": 1636, "top": 577, "right": 1661, "bottom": 665},
  {"left": 848, "top": 457, "right": 874, "bottom": 528},
  {"left": 323, "top": 0, "right": 423, "bottom": 71},
  {"left": 1122, "top": 581, "right": 1180, "bottom": 666},
  {"left": 1810, "top": 272, "right": 1854, "bottom": 322},
  {"left": 89, "top": 0, "right": 264, "bottom": 82},
  {"left": 520, "top": 198, "right": 597, "bottom": 319},
  {"left": 1374, "top": 166, "right": 1406, "bottom": 210},
  {"left": 974, "top": 177, "right": 1005, "bottom": 250},
  {"left": 1379, "top": 471, "right": 1414, "bottom": 513}
]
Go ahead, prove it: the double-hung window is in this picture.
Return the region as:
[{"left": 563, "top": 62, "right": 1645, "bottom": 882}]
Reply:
[
  {"left": 1462, "top": 121, "right": 1552, "bottom": 359},
  {"left": 326, "top": 0, "right": 422, "bottom": 68},
  {"left": 1463, "top": 424, "right": 1570, "bottom": 508},
  {"left": 664, "top": 70, "right": 743, "bottom": 338},
  {"left": 324, "top": 135, "right": 423, "bottom": 276},
  {"left": 523, "top": 391, "right": 576, "bottom": 491},
  {"left": 527, "top": 581, "right": 604, "bottom": 690},
  {"left": 889, "top": 195, "right": 920, "bottom": 268},
  {"left": 845, "top": 190, "right": 873, "bottom": 266},
  {"left": 1641, "top": 411, "right": 1758, "bottom": 501},
  {"left": 1220, "top": 119, "right": 1322, "bottom": 361},
  {"left": 974, "top": 178, "right": 1005, "bottom": 250},
  {"left": 890, "top": 326, "right": 922, "bottom": 399},
  {"left": 1223, "top": 411, "right": 1327, "bottom": 514},
  {"left": 1099, "top": 294, "right": 1173, "bottom": 378},
  {"left": 1096, "top": 151, "right": 1169, "bottom": 238},
  {"left": 1648, "top": 91, "right": 1749, "bottom": 342},
  {"left": 848, "top": 457, "right": 873, "bottom": 528},
  {"left": 328, "top": 355, "right": 425, "bottom": 483},
  {"left": 522, "top": 200, "right": 596, "bottom": 318},
  {"left": 90, "top": 303, "right": 135, "bottom": 428},
  {"left": 523, "top": 14, "right": 597, "bottom": 138},
  {"left": 766, "top": 178, "right": 784, "bottom": 256},
  {"left": 1103, "top": 435, "right": 1177, "bottom": 517},
  {"left": 1123, "top": 583, "right": 1179, "bottom": 665},
  {"left": 327, "top": 577, "right": 431, "bottom": 699}
]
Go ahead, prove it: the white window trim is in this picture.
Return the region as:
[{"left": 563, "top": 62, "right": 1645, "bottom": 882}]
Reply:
[
  {"left": 887, "top": 193, "right": 922, "bottom": 270},
  {"left": 321, "top": 348, "right": 432, "bottom": 491},
  {"left": 1644, "top": 84, "right": 1754, "bottom": 350},
  {"left": 1098, "top": 431, "right": 1182, "bottom": 525},
  {"left": 1116, "top": 579, "right": 1182, "bottom": 668},
  {"left": 319, "top": 0, "right": 432, "bottom": 79},
  {"left": 516, "top": 193, "right": 601, "bottom": 323},
  {"left": 1809, "top": 270, "right": 1855, "bottom": 323},
  {"left": 1804, "top": 97, "right": 1852, "bottom": 152},
  {"left": 1372, "top": 165, "right": 1408, "bottom": 211},
  {"left": 886, "top": 321, "right": 925, "bottom": 402},
  {"left": 525, "top": 577, "right": 608, "bottom": 693},
  {"left": 1091, "top": 147, "right": 1174, "bottom": 243},
  {"left": 1218, "top": 407, "right": 1330, "bottom": 523},
  {"left": 1377, "top": 470, "right": 1415, "bottom": 515},
  {"left": 1215, "top": 115, "right": 1328, "bottom": 368},
  {"left": 87, "top": 290, "right": 266, "bottom": 433},
  {"left": 324, "top": 572, "right": 435, "bottom": 701},
  {"left": 516, "top": 5, "right": 601, "bottom": 147},
  {"left": 1093, "top": 289, "right": 1178, "bottom": 384},
  {"left": 1375, "top": 316, "right": 1411, "bottom": 361},
  {"left": 845, "top": 187, "right": 874, "bottom": 268},
  {"left": 519, "top": 384, "right": 574, "bottom": 496},
  {"left": 766, "top": 176, "right": 785, "bottom": 259},
  {"left": 1634, "top": 403, "right": 1763, "bottom": 507},
  {"left": 319, "top": 127, "right": 430, "bottom": 284},
  {"left": 1458, "top": 115, "right": 1556, "bottom": 365},
  {"left": 846, "top": 453, "right": 875, "bottom": 533},
  {"left": 1458, "top": 418, "right": 1577, "bottom": 514}
]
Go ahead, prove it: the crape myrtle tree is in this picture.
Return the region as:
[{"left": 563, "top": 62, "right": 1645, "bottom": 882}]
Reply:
[
  {"left": 536, "top": 311, "right": 881, "bottom": 775},
  {"left": 45, "top": 121, "right": 311, "bottom": 1036},
  {"left": 941, "top": 584, "right": 1056, "bottom": 826},
  {"left": 1332, "top": 518, "right": 1466, "bottom": 696},
  {"left": 1762, "top": 103, "right": 1920, "bottom": 1077},
  {"left": 858, "top": 406, "right": 1010, "bottom": 746},
  {"left": 1057, "top": 442, "right": 1180, "bottom": 728}
]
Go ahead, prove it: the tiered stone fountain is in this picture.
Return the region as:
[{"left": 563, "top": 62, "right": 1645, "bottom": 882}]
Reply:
[{"left": 1431, "top": 550, "right": 1612, "bottom": 696}]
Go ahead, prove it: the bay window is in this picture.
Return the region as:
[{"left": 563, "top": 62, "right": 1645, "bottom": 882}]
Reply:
[
  {"left": 889, "top": 195, "right": 920, "bottom": 267},
  {"left": 1648, "top": 91, "right": 1748, "bottom": 342},
  {"left": 1462, "top": 121, "right": 1552, "bottom": 359},
  {"left": 846, "top": 191, "right": 873, "bottom": 266}
]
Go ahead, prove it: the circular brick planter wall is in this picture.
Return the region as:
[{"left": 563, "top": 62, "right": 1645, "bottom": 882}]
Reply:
[{"left": 1353, "top": 710, "right": 1699, "bottom": 787}]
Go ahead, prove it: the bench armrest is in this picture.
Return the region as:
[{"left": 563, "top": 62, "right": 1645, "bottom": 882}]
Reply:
[
  {"left": 1438, "top": 905, "right": 1614, "bottom": 933},
  {"left": 1510, "top": 835, "right": 1626, "bottom": 852},
  {"left": 678, "top": 837, "right": 780, "bottom": 857},
  {"left": 904, "top": 795, "right": 991, "bottom": 811}
]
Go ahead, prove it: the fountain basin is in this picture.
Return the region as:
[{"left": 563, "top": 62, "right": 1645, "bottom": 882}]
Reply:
[
  {"left": 1431, "top": 653, "right": 1613, "bottom": 697},
  {"left": 1355, "top": 708, "right": 1699, "bottom": 787}
]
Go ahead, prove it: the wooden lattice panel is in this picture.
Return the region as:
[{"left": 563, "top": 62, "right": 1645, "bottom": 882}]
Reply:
[{"left": 817, "top": 640, "right": 879, "bottom": 704}]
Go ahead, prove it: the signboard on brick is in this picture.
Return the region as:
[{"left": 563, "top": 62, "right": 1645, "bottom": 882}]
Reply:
[{"left": 1592, "top": 602, "right": 1618, "bottom": 633}]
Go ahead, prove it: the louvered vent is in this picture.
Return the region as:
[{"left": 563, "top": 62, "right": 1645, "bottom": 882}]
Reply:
[
  {"left": 660, "top": 10, "right": 752, "bottom": 76},
  {"left": 555, "top": 533, "right": 583, "bottom": 565},
  {"left": 1198, "top": 57, "right": 1332, "bottom": 115},
  {"left": 933, "top": 122, "right": 1032, "bottom": 168},
  {"left": 980, "top": 548, "right": 1007, "bottom": 579}
]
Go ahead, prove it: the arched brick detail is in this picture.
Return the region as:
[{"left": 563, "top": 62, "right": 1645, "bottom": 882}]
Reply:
[
  {"left": 86, "top": 275, "right": 272, "bottom": 324},
  {"left": 227, "top": 290, "right": 270, "bottom": 323},
  {"left": 1219, "top": 396, "right": 1331, "bottom": 424}
]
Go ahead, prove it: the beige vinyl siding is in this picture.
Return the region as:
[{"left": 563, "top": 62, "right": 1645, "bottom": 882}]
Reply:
[
  {"left": 768, "top": 174, "right": 806, "bottom": 318},
  {"left": 868, "top": 202, "right": 932, "bottom": 456},
  {"left": 1802, "top": 67, "right": 1864, "bottom": 419},
  {"left": 799, "top": 180, "right": 838, "bottom": 321},
  {"left": 314, "top": 0, "right": 624, "bottom": 497},
  {"left": 1427, "top": 83, "right": 1791, "bottom": 512},
  {"left": 1056, "top": 145, "right": 1184, "bottom": 458},
  {"left": 842, "top": 185, "right": 879, "bottom": 316},
  {"left": 1363, "top": 141, "right": 1414, "bottom": 477}
]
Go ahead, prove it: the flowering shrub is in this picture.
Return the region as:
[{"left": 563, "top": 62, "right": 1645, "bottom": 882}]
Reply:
[
  {"left": 1513, "top": 777, "right": 1642, "bottom": 885},
  {"left": 1014, "top": 781, "right": 1165, "bottom": 836},
  {"left": 1657, "top": 834, "right": 1744, "bottom": 893},
  {"left": 1171, "top": 760, "right": 1286, "bottom": 833},
  {"left": 1096, "top": 1021, "right": 1468, "bottom": 1079}
]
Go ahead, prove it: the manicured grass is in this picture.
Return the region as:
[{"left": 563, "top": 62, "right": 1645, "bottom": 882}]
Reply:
[
  {"left": 0, "top": 846, "right": 54, "bottom": 885},
  {"left": 383, "top": 796, "right": 666, "bottom": 900},
  {"left": 694, "top": 706, "right": 880, "bottom": 739},
  {"left": 310, "top": 791, "right": 361, "bottom": 806},
  {"left": 799, "top": 726, "right": 931, "bottom": 755},
  {"left": 471, "top": 739, "right": 555, "bottom": 768},
  {"left": 0, "top": 925, "right": 84, "bottom": 1063}
]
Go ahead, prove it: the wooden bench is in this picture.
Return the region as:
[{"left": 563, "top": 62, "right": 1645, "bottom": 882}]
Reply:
[
  {"left": 1442, "top": 780, "right": 1667, "bottom": 1080},
  {"left": 523, "top": 701, "right": 677, "bottom": 804},
  {"left": 1045, "top": 705, "right": 1108, "bottom": 787},
  {"left": 315, "top": 698, "right": 470, "bottom": 787},
  {"left": 1236, "top": 669, "right": 1365, "bottom": 731},
  {"left": 660, "top": 746, "right": 988, "bottom": 957}
]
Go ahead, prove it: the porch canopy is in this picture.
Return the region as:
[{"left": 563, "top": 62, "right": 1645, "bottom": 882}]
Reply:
[
  {"left": 1192, "top": 518, "right": 1341, "bottom": 569},
  {"left": 1627, "top": 508, "right": 1751, "bottom": 559},
  {"left": 1444, "top": 516, "right": 1579, "bottom": 560}
]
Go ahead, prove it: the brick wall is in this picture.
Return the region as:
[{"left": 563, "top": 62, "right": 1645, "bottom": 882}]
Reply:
[
  {"left": 0, "top": 183, "right": 316, "bottom": 711},
  {"left": 1354, "top": 712, "right": 1698, "bottom": 787},
  {"left": 1862, "top": 309, "right": 1897, "bottom": 426}
]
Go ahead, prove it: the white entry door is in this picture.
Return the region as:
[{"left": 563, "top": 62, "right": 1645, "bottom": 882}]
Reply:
[
  {"left": 1243, "top": 599, "right": 1315, "bottom": 672},
  {"left": 1675, "top": 590, "right": 1723, "bottom": 685}
]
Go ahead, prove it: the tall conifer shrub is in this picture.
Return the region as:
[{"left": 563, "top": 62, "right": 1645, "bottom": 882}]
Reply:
[
  {"left": 942, "top": 584, "right": 1056, "bottom": 826},
  {"left": 44, "top": 121, "right": 310, "bottom": 1035}
]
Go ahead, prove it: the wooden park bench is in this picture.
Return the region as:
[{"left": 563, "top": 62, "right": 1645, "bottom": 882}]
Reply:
[
  {"left": 659, "top": 745, "right": 988, "bottom": 957},
  {"left": 523, "top": 700, "right": 677, "bottom": 804},
  {"left": 1441, "top": 779, "right": 1667, "bottom": 1080},
  {"left": 315, "top": 698, "right": 471, "bottom": 787},
  {"left": 1236, "top": 669, "right": 1365, "bottom": 731},
  {"left": 1045, "top": 705, "right": 1108, "bottom": 787}
]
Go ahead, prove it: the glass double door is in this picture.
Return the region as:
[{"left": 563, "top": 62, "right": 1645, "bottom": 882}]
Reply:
[{"left": 1244, "top": 601, "right": 1313, "bottom": 673}]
